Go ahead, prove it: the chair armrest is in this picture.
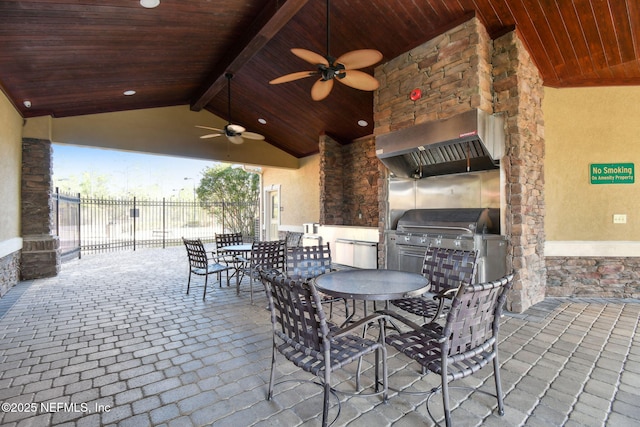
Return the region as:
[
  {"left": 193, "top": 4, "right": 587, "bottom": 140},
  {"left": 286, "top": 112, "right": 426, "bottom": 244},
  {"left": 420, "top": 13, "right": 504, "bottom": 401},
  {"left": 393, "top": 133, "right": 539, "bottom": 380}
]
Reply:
[
  {"left": 433, "top": 287, "right": 457, "bottom": 300},
  {"left": 429, "top": 288, "right": 458, "bottom": 321}
]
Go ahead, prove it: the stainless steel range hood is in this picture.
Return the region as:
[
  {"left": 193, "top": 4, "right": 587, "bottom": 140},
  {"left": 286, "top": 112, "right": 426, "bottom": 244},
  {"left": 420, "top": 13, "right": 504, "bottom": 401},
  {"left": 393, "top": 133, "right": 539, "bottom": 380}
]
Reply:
[{"left": 375, "top": 109, "right": 505, "bottom": 179}]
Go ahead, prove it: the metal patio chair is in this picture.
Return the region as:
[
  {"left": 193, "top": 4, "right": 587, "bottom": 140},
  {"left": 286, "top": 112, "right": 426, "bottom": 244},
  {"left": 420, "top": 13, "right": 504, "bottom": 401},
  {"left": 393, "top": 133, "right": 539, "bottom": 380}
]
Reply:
[
  {"left": 384, "top": 273, "right": 514, "bottom": 427},
  {"left": 285, "top": 231, "right": 303, "bottom": 248},
  {"left": 390, "top": 246, "right": 479, "bottom": 323},
  {"left": 214, "top": 232, "right": 244, "bottom": 283},
  {"left": 237, "top": 240, "right": 286, "bottom": 303},
  {"left": 285, "top": 243, "right": 349, "bottom": 319},
  {"left": 182, "top": 237, "right": 231, "bottom": 300},
  {"left": 260, "top": 269, "right": 388, "bottom": 427}
]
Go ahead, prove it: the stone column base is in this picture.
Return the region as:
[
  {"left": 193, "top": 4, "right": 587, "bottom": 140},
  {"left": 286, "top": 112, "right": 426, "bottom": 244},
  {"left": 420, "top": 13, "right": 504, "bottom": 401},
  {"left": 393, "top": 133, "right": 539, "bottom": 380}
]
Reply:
[
  {"left": 0, "top": 251, "right": 21, "bottom": 298},
  {"left": 20, "top": 235, "right": 61, "bottom": 280}
]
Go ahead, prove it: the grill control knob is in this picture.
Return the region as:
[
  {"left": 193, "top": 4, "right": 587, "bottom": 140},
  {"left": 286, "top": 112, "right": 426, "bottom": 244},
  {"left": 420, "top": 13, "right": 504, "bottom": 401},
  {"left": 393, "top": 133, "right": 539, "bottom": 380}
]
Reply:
[
  {"left": 420, "top": 237, "right": 427, "bottom": 244},
  {"left": 454, "top": 240, "right": 461, "bottom": 247}
]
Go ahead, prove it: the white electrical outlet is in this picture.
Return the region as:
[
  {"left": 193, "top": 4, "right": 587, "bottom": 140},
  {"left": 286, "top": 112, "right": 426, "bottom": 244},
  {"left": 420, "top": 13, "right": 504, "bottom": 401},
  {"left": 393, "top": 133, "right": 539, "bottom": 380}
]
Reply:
[{"left": 613, "top": 214, "right": 627, "bottom": 224}]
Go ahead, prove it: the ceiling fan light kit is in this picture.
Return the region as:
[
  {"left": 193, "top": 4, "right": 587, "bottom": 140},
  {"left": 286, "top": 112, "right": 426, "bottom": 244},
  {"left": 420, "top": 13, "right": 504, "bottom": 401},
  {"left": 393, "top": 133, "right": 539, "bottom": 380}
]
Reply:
[
  {"left": 196, "top": 74, "right": 265, "bottom": 144},
  {"left": 269, "top": 0, "right": 382, "bottom": 101}
]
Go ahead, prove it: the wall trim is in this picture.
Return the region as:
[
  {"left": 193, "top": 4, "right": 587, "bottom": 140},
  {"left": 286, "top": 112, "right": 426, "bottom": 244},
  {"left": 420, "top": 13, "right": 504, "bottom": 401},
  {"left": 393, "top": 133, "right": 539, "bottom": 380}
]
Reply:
[
  {"left": 0, "top": 238, "right": 23, "bottom": 258},
  {"left": 545, "top": 241, "right": 640, "bottom": 257}
]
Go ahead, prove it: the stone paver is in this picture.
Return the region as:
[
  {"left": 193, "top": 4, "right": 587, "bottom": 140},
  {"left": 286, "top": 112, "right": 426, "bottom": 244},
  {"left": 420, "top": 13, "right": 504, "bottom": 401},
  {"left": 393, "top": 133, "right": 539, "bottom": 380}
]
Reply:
[{"left": 0, "top": 246, "right": 638, "bottom": 426}]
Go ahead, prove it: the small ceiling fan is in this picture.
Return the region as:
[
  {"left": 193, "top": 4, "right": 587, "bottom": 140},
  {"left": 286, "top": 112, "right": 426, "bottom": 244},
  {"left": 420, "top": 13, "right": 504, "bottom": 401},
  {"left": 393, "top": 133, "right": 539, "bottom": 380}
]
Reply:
[
  {"left": 196, "top": 73, "right": 265, "bottom": 144},
  {"left": 269, "top": 0, "right": 382, "bottom": 101}
]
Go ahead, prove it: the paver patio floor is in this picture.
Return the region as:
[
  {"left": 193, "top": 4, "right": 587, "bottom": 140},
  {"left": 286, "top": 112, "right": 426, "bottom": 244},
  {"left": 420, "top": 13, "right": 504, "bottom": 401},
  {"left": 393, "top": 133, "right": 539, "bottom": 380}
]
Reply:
[{"left": 0, "top": 246, "right": 638, "bottom": 426}]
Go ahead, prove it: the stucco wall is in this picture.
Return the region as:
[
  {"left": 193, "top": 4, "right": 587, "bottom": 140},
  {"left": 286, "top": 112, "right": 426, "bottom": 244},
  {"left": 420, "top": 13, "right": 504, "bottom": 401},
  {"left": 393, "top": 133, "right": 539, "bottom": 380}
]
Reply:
[
  {"left": 545, "top": 87, "right": 640, "bottom": 249},
  {"left": 0, "top": 91, "right": 22, "bottom": 251},
  {"left": 0, "top": 91, "right": 23, "bottom": 296},
  {"left": 262, "top": 154, "right": 320, "bottom": 231}
]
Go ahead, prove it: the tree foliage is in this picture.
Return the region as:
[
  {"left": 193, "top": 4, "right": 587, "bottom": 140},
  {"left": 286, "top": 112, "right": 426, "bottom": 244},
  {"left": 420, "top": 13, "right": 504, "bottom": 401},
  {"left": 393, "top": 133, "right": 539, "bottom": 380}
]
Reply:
[{"left": 196, "top": 165, "right": 259, "bottom": 238}]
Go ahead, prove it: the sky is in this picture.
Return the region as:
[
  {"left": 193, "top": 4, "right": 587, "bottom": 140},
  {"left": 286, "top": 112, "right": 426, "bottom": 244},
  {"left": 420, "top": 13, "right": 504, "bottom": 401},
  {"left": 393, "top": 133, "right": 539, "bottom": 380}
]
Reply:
[{"left": 52, "top": 144, "right": 219, "bottom": 198}]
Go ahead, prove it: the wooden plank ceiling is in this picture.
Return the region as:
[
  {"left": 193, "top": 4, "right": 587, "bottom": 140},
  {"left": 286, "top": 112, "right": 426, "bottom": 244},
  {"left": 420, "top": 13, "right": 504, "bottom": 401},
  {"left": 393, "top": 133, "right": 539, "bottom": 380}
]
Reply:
[{"left": 1, "top": 0, "right": 639, "bottom": 158}]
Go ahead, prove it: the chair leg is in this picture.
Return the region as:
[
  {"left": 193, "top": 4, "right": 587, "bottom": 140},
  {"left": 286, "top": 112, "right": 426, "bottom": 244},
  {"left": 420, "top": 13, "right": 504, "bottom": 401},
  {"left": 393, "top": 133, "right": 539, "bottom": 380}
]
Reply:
[
  {"left": 267, "top": 339, "right": 277, "bottom": 400},
  {"left": 442, "top": 374, "right": 452, "bottom": 427},
  {"left": 322, "top": 382, "right": 330, "bottom": 427},
  {"left": 203, "top": 274, "right": 208, "bottom": 301},
  {"left": 249, "top": 266, "right": 254, "bottom": 304},
  {"left": 493, "top": 353, "right": 505, "bottom": 415},
  {"left": 187, "top": 272, "right": 192, "bottom": 295}
]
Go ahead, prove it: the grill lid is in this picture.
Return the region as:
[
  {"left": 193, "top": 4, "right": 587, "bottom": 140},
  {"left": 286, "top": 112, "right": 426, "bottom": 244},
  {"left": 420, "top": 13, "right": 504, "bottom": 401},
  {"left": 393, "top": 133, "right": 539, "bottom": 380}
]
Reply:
[{"left": 396, "top": 208, "right": 500, "bottom": 235}]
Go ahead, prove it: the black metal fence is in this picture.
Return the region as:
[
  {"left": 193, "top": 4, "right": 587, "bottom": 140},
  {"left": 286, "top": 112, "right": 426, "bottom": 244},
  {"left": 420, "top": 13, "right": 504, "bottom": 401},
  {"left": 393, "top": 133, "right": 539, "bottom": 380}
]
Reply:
[
  {"left": 53, "top": 189, "right": 259, "bottom": 258},
  {"left": 53, "top": 189, "right": 81, "bottom": 260}
]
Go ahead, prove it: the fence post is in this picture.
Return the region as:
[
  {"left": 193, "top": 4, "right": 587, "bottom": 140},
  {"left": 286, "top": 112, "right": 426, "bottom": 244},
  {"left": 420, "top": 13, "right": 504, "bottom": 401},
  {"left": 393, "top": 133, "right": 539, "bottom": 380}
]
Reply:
[
  {"left": 133, "top": 196, "right": 137, "bottom": 251},
  {"left": 78, "top": 192, "right": 82, "bottom": 259},
  {"left": 222, "top": 201, "right": 226, "bottom": 233},
  {"left": 162, "top": 197, "right": 166, "bottom": 249},
  {"left": 55, "top": 187, "right": 60, "bottom": 237}
]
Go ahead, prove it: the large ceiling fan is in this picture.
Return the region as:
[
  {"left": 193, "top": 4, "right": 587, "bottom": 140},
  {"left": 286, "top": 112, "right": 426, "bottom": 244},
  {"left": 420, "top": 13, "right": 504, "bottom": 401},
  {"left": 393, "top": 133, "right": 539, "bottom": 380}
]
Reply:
[
  {"left": 269, "top": 0, "right": 382, "bottom": 101},
  {"left": 196, "top": 73, "right": 265, "bottom": 144}
]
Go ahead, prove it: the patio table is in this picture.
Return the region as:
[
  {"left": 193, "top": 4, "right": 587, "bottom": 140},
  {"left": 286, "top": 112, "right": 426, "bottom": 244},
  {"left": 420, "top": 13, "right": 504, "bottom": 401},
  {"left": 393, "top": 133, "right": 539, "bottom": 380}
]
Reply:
[{"left": 314, "top": 269, "right": 429, "bottom": 326}]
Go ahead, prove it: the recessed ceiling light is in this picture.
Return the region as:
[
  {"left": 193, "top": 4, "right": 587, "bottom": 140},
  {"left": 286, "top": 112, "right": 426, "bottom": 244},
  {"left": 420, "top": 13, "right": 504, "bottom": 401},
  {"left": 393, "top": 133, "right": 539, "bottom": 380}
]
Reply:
[
  {"left": 357, "top": 120, "right": 368, "bottom": 127},
  {"left": 123, "top": 90, "right": 136, "bottom": 96},
  {"left": 140, "top": 0, "right": 160, "bottom": 8},
  {"left": 258, "top": 118, "right": 267, "bottom": 125}
]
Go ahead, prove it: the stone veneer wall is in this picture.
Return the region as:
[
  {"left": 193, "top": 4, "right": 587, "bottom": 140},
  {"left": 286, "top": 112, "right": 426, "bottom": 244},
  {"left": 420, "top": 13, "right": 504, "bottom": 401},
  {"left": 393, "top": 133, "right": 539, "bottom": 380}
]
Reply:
[
  {"left": 319, "top": 134, "right": 379, "bottom": 227},
  {"left": 374, "top": 17, "right": 545, "bottom": 312},
  {"left": 546, "top": 257, "right": 640, "bottom": 298},
  {"left": 341, "top": 136, "right": 379, "bottom": 226},
  {"left": 21, "top": 138, "right": 60, "bottom": 279},
  {"left": 319, "top": 134, "right": 344, "bottom": 225},
  {"left": 0, "top": 252, "right": 20, "bottom": 297},
  {"left": 375, "top": 18, "right": 493, "bottom": 134},
  {"left": 492, "top": 31, "right": 546, "bottom": 312}
]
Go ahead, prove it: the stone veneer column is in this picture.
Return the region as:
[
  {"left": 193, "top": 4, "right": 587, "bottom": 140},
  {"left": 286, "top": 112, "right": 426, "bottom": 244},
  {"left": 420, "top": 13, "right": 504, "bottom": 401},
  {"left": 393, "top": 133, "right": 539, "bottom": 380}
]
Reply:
[
  {"left": 318, "top": 134, "right": 344, "bottom": 225},
  {"left": 492, "top": 32, "right": 546, "bottom": 312},
  {"left": 341, "top": 136, "right": 379, "bottom": 226},
  {"left": 21, "top": 138, "right": 60, "bottom": 279}
]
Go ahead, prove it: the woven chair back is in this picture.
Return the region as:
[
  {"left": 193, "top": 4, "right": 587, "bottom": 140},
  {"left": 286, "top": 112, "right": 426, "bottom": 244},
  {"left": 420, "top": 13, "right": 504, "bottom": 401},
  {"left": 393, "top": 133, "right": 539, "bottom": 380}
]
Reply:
[
  {"left": 285, "top": 231, "right": 304, "bottom": 248},
  {"left": 215, "top": 232, "right": 243, "bottom": 248},
  {"left": 286, "top": 243, "right": 332, "bottom": 280},
  {"left": 262, "top": 270, "right": 329, "bottom": 354},
  {"left": 251, "top": 240, "right": 286, "bottom": 272},
  {"left": 422, "top": 246, "right": 480, "bottom": 294},
  {"left": 182, "top": 238, "right": 208, "bottom": 270},
  {"left": 442, "top": 274, "right": 514, "bottom": 360}
]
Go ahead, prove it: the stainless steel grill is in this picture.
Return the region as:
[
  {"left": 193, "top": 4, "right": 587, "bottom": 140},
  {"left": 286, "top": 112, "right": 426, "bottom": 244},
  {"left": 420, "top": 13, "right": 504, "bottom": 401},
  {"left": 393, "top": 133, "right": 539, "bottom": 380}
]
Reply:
[{"left": 386, "top": 208, "right": 507, "bottom": 282}]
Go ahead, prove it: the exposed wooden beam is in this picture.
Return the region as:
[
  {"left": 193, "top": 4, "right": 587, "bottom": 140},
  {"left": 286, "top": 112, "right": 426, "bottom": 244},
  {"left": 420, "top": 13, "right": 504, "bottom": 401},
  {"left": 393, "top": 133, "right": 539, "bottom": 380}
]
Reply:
[{"left": 190, "top": 0, "right": 309, "bottom": 111}]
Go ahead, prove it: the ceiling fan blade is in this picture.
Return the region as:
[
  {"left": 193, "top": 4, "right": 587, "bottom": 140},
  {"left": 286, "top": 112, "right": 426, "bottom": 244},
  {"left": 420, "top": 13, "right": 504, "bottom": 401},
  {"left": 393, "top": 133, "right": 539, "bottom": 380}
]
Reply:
[
  {"left": 227, "top": 123, "right": 246, "bottom": 134},
  {"left": 291, "top": 48, "right": 329, "bottom": 66},
  {"left": 311, "top": 78, "right": 334, "bottom": 101},
  {"left": 241, "top": 131, "right": 265, "bottom": 141},
  {"left": 337, "top": 70, "right": 380, "bottom": 91},
  {"left": 336, "top": 49, "right": 383, "bottom": 70},
  {"left": 228, "top": 135, "right": 244, "bottom": 145},
  {"left": 200, "top": 133, "right": 222, "bottom": 139},
  {"left": 269, "top": 71, "right": 317, "bottom": 84},
  {"left": 195, "top": 125, "right": 224, "bottom": 132}
]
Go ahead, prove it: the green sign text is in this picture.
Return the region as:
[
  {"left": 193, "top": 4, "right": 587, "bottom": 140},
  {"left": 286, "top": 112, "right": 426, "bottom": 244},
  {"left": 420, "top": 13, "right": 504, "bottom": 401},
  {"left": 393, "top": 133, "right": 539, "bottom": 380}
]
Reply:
[{"left": 590, "top": 163, "right": 634, "bottom": 184}]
